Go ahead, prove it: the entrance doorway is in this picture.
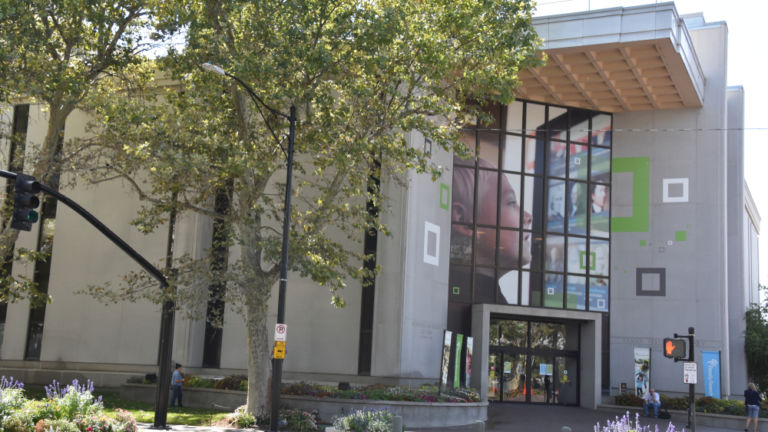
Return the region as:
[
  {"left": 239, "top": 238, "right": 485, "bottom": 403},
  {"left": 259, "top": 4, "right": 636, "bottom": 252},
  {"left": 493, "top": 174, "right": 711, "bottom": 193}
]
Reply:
[{"left": 487, "top": 318, "right": 579, "bottom": 405}]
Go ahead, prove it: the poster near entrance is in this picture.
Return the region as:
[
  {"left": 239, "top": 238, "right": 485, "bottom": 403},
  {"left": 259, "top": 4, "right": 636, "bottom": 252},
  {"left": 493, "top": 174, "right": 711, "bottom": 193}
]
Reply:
[
  {"left": 702, "top": 351, "right": 721, "bottom": 397},
  {"left": 440, "top": 330, "right": 452, "bottom": 389},
  {"left": 634, "top": 347, "right": 650, "bottom": 397},
  {"left": 465, "top": 336, "right": 473, "bottom": 388}
]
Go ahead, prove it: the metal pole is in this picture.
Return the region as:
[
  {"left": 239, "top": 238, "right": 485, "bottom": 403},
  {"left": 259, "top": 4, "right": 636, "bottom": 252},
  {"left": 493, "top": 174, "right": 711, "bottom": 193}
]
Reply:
[
  {"left": 153, "top": 200, "right": 178, "bottom": 429},
  {"left": 688, "top": 327, "right": 695, "bottom": 432},
  {"left": 269, "top": 105, "right": 295, "bottom": 431}
]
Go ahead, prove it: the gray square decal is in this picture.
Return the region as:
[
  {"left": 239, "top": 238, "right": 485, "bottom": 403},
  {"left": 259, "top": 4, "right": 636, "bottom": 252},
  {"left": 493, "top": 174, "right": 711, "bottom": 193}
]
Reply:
[{"left": 636, "top": 268, "right": 666, "bottom": 296}]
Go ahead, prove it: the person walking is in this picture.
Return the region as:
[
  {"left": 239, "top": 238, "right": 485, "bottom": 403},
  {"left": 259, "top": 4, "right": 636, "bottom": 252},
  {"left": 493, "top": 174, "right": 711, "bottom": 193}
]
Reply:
[
  {"left": 744, "top": 382, "right": 762, "bottom": 432},
  {"left": 170, "top": 363, "right": 184, "bottom": 408}
]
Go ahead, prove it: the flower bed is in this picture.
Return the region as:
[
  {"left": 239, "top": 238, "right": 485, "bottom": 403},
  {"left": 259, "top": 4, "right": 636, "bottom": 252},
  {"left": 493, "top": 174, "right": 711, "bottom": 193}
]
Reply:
[
  {"left": 282, "top": 382, "right": 479, "bottom": 403},
  {"left": 615, "top": 393, "right": 768, "bottom": 418},
  {"left": 1, "top": 376, "right": 138, "bottom": 432}
]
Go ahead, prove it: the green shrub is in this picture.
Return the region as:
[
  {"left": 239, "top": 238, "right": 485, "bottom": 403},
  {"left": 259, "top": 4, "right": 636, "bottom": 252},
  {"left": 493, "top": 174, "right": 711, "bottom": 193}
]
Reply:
[
  {"left": 232, "top": 405, "right": 257, "bottom": 428},
  {"left": 614, "top": 393, "right": 642, "bottom": 407},
  {"left": 183, "top": 375, "right": 214, "bottom": 388},
  {"left": 2, "top": 412, "right": 33, "bottom": 432},
  {"left": 660, "top": 394, "right": 688, "bottom": 410},
  {"left": 283, "top": 408, "right": 318, "bottom": 432},
  {"left": 333, "top": 409, "right": 394, "bottom": 432},
  {"left": 22, "top": 399, "right": 60, "bottom": 423},
  {"left": 125, "top": 376, "right": 143, "bottom": 384},
  {"left": 214, "top": 375, "right": 247, "bottom": 391},
  {"left": 41, "top": 419, "right": 80, "bottom": 432}
]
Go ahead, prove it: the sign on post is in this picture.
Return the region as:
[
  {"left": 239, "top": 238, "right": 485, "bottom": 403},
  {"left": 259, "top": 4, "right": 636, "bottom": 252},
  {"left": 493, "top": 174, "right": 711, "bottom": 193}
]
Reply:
[
  {"left": 683, "top": 362, "right": 697, "bottom": 384},
  {"left": 273, "top": 341, "right": 286, "bottom": 359},
  {"left": 274, "top": 323, "right": 287, "bottom": 342}
]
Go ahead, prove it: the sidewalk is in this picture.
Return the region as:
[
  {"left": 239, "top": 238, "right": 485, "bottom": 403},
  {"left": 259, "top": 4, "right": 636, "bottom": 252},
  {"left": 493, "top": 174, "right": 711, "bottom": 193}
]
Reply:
[{"left": 139, "top": 403, "right": 751, "bottom": 432}]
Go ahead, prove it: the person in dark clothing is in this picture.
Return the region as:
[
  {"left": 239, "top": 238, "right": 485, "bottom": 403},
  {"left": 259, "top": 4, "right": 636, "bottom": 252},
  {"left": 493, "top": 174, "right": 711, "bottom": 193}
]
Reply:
[
  {"left": 170, "top": 363, "right": 184, "bottom": 408},
  {"left": 744, "top": 382, "right": 762, "bottom": 432}
]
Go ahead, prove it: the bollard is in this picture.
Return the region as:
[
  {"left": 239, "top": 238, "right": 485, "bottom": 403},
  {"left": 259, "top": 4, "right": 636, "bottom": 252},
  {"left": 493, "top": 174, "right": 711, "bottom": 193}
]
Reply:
[
  {"left": 392, "top": 415, "right": 403, "bottom": 432},
  {"left": 473, "top": 420, "right": 485, "bottom": 432}
]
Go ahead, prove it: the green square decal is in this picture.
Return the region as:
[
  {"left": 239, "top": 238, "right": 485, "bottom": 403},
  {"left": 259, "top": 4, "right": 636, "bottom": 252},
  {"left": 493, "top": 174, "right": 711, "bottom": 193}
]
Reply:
[
  {"left": 640, "top": 240, "right": 646, "bottom": 246},
  {"left": 611, "top": 157, "right": 650, "bottom": 232},
  {"left": 579, "top": 251, "right": 597, "bottom": 270},
  {"left": 440, "top": 183, "right": 450, "bottom": 210},
  {"left": 675, "top": 230, "right": 686, "bottom": 242},
  {"left": 452, "top": 286, "right": 461, "bottom": 295}
]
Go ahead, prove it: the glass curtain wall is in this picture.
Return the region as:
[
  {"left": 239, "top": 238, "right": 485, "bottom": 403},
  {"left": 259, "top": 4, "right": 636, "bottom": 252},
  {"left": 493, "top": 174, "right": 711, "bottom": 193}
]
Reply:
[{"left": 448, "top": 101, "right": 612, "bottom": 334}]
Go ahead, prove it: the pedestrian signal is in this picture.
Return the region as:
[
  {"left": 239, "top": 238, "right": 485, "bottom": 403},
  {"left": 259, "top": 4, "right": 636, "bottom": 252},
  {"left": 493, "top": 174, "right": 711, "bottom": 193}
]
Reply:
[{"left": 663, "top": 338, "right": 686, "bottom": 359}]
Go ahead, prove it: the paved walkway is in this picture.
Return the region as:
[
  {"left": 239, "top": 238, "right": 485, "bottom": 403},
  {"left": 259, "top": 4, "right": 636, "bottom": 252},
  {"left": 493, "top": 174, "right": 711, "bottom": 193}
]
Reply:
[{"left": 139, "top": 403, "right": 749, "bottom": 432}]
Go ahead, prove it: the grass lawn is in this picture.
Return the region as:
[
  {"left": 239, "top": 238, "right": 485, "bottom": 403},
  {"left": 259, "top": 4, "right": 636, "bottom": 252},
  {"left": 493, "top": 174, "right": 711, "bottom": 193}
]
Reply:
[{"left": 25, "top": 386, "right": 232, "bottom": 426}]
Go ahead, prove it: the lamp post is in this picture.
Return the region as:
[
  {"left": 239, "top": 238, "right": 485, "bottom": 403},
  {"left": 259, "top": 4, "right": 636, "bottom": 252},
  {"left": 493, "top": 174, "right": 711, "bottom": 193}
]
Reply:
[{"left": 202, "top": 63, "right": 294, "bottom": 432}]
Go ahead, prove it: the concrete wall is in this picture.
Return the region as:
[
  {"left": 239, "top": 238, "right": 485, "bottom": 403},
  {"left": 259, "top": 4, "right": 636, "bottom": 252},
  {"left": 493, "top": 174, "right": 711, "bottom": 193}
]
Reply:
[{"left": 609, "top": 19, "right": 735, "bottom": 396}]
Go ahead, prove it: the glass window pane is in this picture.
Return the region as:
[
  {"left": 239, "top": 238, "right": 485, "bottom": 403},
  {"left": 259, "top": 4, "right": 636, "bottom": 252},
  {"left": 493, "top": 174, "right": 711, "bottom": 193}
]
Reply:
[
  {"left": 531, "top": 322, "right": 564, "bottom": 349},
  {"left": 448, "top": 265, "right": 472, "bottom": 303},
  {"left": 544, "top": 273, "right": 564, "bottom": 308},
  {"left": 567, "top": 182, "right": 588, "bottom": 235},
  {"left": 476, "top": 169, "right": 498, "bottom": 225},
  {"left": 522, "top": 271, "right": 541, "bottom": 307},
  {"left": 569, "top": 144, "right": 588, "bottom": 180},
  {"left": 569, "top": 113, "right": 590, "bottom": 144},
  {"left": 488, "top": 353, "right": 501, "bottom": 400},
  {"left": 478, "top": 131, "right": 500, "bottom": 167},
  {"left": 549, "top": 106, "right": 568, "bottom": 141},
  {"left": 502, "top": 354, "right": 527, "bottom": 402},
  {"left": 548, "top": 140, "right": 567, "bottom": 177},
  {"left": 591, "top": 147, "right": 611, "bottom": 183},
  {"left": 590, "top": 239, "right": 609, "bottom": 276},
  {"left": 506, "top": 101, "right": 524, "bottom": 134},
  {"left": 450, "top": 224, "right": 473, "bottom": 264},
  {"left": 526, "top": 103, "right": 545, "bottom": 136},
  {"left": 567, "top": 237, "right": 588, "bottom": 274},
  {"left": 475, "top": 227, "right": 497, "bottom": 267},
  {"left": 592, "top": 114, "right": 611, "bottom": 147},
  {"left": 529, "top": 233, "right": 544, "bottom": 271},
  {"left": 499, "top": 229, "right": 521, "bottom": 269},
  {"left": 589, "top": 277, "right": 609, "bottom": 312},
  {"left": 498, "top": 270, "right": 519, "bottom": 304},
  {"left": 499, "top": 320, "right": 527, "bottom": 347},
  {"left": 590, "top": 184, "right": 610, "bottom": 237},
  {"left": 524, "top": 176, "right": 544, "bottom": 232},
  {"left": 456, "top": 130, "right": 476, "bottom": 166},
  {"left": 451, "top": 166, "right": 475, "bottom": 224},
  {"left": 545, "top": 235, "right": 565, "bottom": 272},
  {"left": 524, "top": 137, "right": 543, "bottom": 174},
  {"left": 566, "top": 275, "right": 586, "bottom": 310},
  {"left": 489, "top": 320, "right": 501, "bottom": 345},
  {"left": 474, "top": 270, "right": 496, "bottom": 305},
  {"left": 547, "top": 180, "right": 566, "bottom": 233},
  {"left": 499, "top": 173, "right": 521, "bottom": 228},
  {"left": 502, "top": 134, "right": 522, "bottom": 172}
]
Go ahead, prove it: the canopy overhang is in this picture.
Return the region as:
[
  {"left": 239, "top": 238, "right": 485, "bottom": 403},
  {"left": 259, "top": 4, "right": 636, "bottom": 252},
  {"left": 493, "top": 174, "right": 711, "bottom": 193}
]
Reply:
[{"left": 517, "top": 3, "right": 705, "bottom": 113}]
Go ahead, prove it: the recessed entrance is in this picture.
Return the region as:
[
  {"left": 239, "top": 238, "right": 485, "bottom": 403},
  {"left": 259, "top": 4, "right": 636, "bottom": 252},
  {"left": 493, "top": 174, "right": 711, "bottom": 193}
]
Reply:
[{"left": 487, "top": 317, "right": 579, "bottom": 405}]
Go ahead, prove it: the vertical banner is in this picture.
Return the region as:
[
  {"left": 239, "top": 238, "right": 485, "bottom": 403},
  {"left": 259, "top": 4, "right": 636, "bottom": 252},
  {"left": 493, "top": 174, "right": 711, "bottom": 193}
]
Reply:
[
  {"left": 702, "top": 351, "right": 721, "bottom": 398},
  {"left": 440, "top": 330, "right": 452, "bottom": 390},
  {"left": 453, "top": 334, "right": 464, "bottom": 388},
  {"left": 634, "top": 347, "right": 650, "bottom": 397},
  {"left": 465, "top": 336, "right": 473, "bottom": 388}
]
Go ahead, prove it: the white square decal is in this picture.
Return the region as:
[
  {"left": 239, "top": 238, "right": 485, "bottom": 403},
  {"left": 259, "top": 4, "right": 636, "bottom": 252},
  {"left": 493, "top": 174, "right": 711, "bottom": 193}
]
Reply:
[
  {"left": 423, "top": 222, "right": 440, "bottom": 266},
  {"left": 663, "top": 178, "right": 689, "bottom": 203}
]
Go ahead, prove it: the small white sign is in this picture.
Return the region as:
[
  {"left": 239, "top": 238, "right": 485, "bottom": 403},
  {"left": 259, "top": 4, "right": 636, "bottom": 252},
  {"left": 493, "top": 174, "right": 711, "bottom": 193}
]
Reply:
[
  {"left": 274, "top": 324, "right": 287, "bottom": 342},
  {"left": 683, "top": 362, "right": 697, "bottom": 384}
]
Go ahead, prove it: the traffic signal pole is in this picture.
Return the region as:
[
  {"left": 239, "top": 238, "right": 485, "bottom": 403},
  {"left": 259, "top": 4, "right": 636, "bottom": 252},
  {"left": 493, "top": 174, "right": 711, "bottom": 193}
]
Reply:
[
  {"left": 0, "top": 170, "right": 174, "bottom": 428},
  {"left": 674, "top": 327, "right": 696, "bottom": 432}
]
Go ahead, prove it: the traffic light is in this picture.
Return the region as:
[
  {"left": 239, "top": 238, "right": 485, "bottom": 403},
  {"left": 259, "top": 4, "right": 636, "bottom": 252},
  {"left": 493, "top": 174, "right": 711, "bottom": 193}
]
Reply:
[
  {"left": 663, "top": 338, "right": 687, "bottom": 359},
  {"left": 10, "top": 173, "right": 40, "bottom": 231}
]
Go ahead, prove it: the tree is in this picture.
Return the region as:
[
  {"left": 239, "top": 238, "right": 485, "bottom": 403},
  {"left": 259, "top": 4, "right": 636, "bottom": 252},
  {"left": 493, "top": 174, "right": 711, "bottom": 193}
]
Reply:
[
  {"left": 84, "top": 0, "right": 542, "bottom": 414},
  {"left": 0, "top": 0, "right": 154, "bottom": 303},
  {"left": 745, "top": 284, "right": 768, "bottom": 390}
]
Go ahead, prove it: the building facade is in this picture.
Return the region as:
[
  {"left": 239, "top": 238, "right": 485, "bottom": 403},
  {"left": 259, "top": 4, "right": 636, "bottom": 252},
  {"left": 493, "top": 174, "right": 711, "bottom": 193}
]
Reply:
[{"left": 0, "top": 1, "right": 760, "bottom": 410}]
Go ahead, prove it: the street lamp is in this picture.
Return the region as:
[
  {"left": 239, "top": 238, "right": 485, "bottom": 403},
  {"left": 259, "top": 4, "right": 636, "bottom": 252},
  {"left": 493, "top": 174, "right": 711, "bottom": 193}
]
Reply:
[{"left": 202, "top": 62, "right": 295, "bottom": 432}]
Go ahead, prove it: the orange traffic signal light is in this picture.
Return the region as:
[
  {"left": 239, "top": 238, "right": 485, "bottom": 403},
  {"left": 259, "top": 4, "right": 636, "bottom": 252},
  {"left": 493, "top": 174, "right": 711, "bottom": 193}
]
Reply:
[{"left": 663, "top": 338, "right": 686, "bottom": 359}]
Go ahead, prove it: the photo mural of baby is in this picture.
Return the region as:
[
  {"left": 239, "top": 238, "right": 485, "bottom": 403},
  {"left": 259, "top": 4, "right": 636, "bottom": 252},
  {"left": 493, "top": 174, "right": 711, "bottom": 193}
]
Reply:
[{"left": 451, "top": 155, "right": 531, "bottom": 305}]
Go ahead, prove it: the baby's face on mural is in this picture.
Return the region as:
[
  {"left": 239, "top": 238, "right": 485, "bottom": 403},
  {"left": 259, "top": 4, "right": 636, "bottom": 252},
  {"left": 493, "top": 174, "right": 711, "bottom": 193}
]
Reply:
[{"left": 475, "top": 173, "right": 531, "bottom": 268}]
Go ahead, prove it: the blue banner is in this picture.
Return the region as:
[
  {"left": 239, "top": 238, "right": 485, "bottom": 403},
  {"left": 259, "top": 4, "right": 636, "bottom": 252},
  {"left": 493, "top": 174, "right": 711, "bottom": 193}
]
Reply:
[{"left": 702, "top": 351, "right": 721, "bottom": 398}]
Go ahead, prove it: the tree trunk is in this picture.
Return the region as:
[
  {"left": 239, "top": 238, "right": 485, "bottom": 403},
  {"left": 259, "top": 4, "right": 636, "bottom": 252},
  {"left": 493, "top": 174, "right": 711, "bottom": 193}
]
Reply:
[{"left": 244, "top": 290, "right": 271, "bottom": 414}]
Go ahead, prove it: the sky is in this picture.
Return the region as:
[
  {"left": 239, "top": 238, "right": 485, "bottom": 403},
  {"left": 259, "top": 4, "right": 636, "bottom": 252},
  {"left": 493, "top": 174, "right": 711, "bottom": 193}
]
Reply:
[{"left": 535, "top": 0, "right": 768, "bottom": 287}]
